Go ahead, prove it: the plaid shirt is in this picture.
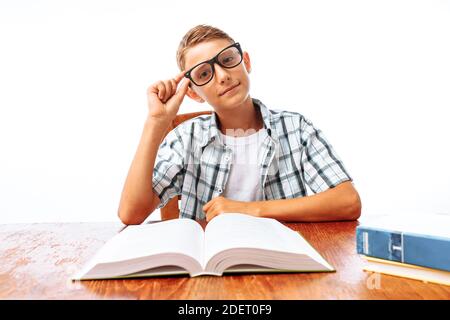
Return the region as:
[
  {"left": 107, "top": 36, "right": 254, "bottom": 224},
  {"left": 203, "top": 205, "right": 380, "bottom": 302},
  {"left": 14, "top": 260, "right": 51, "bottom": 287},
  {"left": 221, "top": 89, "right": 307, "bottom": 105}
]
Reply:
[{"left": 152, "top": 98, "right": 352, "bottom": 219}]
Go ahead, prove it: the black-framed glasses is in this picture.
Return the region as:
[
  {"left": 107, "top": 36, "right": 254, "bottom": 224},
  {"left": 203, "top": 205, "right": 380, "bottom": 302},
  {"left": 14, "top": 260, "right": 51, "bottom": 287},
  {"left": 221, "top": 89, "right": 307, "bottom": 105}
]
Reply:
[{"left": 184, "top": 42, "right": 243, "bottom": 87}]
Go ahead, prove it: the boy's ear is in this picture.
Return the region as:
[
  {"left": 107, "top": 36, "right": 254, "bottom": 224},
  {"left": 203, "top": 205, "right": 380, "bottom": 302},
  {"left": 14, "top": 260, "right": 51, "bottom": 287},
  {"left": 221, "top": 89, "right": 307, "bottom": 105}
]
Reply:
[
  {"left": 243, "top": 51, "right": 251, "bottom": 74},
  {"left": 186, "top": 85, "right": 205, "bottom": 103}
]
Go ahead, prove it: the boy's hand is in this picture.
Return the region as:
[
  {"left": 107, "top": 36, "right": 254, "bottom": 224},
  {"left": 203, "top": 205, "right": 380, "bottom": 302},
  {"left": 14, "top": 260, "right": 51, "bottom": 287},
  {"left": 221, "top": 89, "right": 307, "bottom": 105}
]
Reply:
[
  {"left": 146, "top": 71, "right": 190, "bottom": 125},
  {"left": 203, "top": 196, "right": 260, "bottom": 222}
]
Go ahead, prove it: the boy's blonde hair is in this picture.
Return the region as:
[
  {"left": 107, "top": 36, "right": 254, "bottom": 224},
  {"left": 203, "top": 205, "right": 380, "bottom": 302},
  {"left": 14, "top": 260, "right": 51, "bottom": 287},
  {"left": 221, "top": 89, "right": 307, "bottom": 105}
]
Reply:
[{"left": 176, "top": 24, "right": 235, "bottom": 71}]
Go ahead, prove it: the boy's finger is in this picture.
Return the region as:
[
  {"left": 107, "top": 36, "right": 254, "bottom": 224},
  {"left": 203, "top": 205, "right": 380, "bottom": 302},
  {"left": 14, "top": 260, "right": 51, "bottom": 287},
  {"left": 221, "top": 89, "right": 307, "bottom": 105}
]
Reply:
[
  {"left": 206, "top": 210, "right": 216, "bottom": 222},
  {"left": 170, "top": 78, "right": 190, "bottom": 105},
  {"left": 207, "top": 210, "right": 220, "bottom": 222},
  {"left": 203, "top": 200, "right": 211, "bottom": 212},
  {"left": 174, "top": 70, "right": 187, "bottom": 84},
  {"left": 203, "top": 196, "right": 216, "bottom": 212},
  {"left": 157, "top": 82, "right": 166, "bottom": 100},
  {"left": 170, "top": 79, "right": 177, "bottom": 95},
  {"left": 165, "top": 80, "right": 173, "bottom": 96}
]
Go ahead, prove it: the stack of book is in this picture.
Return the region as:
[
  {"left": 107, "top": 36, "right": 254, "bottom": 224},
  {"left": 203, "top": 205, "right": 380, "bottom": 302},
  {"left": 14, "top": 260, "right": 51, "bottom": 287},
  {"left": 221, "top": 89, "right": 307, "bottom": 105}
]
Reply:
[{"left": 356, "top": 214, "right": 450, "bottom": 286}]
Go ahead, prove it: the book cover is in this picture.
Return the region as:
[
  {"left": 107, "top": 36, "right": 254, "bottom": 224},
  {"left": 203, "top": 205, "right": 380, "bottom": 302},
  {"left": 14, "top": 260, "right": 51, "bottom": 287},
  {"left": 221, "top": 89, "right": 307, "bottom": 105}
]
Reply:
[{"left": 356, "top": 214, "right": 450, "bottom": 272}]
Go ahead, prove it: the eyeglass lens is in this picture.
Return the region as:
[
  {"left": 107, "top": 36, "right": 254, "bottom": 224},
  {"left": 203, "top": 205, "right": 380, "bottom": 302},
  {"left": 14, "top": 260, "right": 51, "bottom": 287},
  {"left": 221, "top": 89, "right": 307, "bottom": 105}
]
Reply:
[{"left": 190, "top": 46, "right": 242, "bottom": 86}]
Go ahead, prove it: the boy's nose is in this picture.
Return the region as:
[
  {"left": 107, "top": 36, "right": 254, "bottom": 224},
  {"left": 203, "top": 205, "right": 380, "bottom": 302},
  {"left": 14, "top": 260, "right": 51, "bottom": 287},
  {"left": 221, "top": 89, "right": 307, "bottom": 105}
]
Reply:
[{"left": 214, "top": 64, "right": 231, "bottom": 84}]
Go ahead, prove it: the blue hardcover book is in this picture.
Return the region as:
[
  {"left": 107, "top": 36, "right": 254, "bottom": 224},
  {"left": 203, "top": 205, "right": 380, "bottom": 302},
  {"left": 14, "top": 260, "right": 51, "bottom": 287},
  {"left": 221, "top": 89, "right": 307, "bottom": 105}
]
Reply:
[{"left": 356, "top": 214, "right": 450, "bottom": 272}]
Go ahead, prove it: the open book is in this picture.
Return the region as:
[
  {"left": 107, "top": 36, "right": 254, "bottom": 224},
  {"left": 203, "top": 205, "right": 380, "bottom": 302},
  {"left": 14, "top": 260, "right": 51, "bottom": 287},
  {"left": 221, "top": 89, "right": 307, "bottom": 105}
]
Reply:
[{"left": 72, "top": 213, "right": 334, "bottom": 280}]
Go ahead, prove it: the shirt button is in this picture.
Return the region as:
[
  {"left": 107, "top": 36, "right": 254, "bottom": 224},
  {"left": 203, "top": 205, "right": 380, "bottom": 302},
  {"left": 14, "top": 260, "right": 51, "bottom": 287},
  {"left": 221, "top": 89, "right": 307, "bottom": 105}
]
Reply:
[
  {"left": 218, "top": 188, "right": 223, "bottom": 193},
  {"left": 224, "top": 156, "right": 230, "bottom": 161}
]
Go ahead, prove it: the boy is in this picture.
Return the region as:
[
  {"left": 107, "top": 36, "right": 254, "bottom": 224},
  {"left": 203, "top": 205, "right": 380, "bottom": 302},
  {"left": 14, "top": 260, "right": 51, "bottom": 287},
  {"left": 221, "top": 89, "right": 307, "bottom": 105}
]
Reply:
[{"left": 118, "top": 25, "right": 361, "bottom": 225}]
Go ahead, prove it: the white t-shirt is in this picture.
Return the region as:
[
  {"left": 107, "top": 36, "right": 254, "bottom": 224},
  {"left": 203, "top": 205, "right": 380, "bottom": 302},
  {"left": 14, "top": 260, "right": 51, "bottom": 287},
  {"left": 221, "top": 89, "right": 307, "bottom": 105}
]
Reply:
[{"left": 219, "top": 128, "right": 269, "bottom": 202}]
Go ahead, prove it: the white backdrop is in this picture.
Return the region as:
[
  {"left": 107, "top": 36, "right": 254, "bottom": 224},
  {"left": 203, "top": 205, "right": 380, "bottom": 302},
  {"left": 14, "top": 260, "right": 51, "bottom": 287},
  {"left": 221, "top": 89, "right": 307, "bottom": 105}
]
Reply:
[{"left": 1, "top": 0, "right": 449, "bottom": 223}]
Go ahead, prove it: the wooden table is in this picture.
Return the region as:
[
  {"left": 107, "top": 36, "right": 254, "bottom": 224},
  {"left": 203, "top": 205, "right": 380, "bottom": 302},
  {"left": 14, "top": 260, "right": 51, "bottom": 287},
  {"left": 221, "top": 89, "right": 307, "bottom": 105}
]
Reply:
[{"left": 1, "top": 220, "right": 449, "bottom": 299}]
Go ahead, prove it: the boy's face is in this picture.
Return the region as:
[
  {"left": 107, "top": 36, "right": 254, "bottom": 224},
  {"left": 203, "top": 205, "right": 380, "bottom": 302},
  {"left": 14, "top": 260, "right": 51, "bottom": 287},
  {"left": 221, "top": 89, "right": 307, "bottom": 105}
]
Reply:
[{"left": 184, "top": 39, "right": 252, "bottom": 111}]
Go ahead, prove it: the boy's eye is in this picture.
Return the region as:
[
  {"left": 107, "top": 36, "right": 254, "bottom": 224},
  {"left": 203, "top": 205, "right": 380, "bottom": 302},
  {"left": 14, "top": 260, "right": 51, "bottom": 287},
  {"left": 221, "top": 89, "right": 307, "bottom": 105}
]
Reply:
[
  {"left": 221, "top": 56, "right": 234, "bottom": 65},
  {"left": 200, "top": 70, "right": 211, "bottom": 79}
]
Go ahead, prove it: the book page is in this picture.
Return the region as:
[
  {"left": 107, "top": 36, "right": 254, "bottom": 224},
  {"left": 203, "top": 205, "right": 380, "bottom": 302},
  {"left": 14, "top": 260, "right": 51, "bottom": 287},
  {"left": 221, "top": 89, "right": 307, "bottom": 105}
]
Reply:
[
  {"left": 204, "top": 213, "right": 326, "bottom": 265},
  {"left": 90, "top": 218, "right": 204, "bottom": 265},
  {"left": 363, "top": 256, "right": 450, "bottom": 286}
]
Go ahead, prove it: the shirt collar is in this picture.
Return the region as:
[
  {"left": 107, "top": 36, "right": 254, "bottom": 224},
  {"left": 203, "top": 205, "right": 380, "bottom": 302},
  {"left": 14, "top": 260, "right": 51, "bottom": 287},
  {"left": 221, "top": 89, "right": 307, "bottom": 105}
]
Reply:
[{"left": 201, "top": 98, "right": 275, "bottom": 147}]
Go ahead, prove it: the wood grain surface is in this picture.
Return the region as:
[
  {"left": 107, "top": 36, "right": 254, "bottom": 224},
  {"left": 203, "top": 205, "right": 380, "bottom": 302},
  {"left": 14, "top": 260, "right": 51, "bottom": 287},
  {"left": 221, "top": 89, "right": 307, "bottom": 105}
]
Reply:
[{"left": 1, "top": 220, "right": 449, "bottom": 299}]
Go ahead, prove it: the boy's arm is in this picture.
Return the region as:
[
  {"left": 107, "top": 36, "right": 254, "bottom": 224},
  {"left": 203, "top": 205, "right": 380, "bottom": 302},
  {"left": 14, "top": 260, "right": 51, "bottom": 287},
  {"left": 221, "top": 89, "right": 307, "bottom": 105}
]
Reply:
[
  {"left": 118, "top": 72, "right": 190, "bottom": 225},
  {"left": 256, "top": 180, "right": 361, "bottom": 222},
  {"left": 117, "top": 118, "right": 167, "bottom": 225},
  {"left": 203, "top": 181, "right": 361, "bottom": 222}
]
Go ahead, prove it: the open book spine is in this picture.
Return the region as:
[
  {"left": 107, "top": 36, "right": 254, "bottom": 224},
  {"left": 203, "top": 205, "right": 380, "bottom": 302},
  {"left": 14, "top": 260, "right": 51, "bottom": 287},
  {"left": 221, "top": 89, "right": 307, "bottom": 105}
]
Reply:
[{"left": 356, "top": 226, "right": 450, "bottom": 272}]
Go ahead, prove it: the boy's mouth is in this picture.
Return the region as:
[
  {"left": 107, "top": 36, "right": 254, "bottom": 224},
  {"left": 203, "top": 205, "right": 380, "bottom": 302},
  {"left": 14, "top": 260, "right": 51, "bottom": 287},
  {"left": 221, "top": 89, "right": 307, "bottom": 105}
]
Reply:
[{"left": 219, "top": 83, "right": 240, "bottom": 96}]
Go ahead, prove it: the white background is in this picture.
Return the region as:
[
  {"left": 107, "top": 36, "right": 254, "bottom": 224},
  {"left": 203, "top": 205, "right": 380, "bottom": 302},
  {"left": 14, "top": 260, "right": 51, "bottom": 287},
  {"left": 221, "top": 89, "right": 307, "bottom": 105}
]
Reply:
[{"left": 1, "top": 0, "right": 449, "bottom": 223}]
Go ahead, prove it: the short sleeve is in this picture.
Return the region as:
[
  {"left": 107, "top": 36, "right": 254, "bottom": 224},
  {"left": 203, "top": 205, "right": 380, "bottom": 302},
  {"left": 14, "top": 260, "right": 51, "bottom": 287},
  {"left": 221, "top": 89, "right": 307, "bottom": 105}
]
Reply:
[
  {"left": 300, "top": 117, "right": 352, "bottom": 193},
  {"left": 152, "top": 128, "right": 186, "bottom": 209}
]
